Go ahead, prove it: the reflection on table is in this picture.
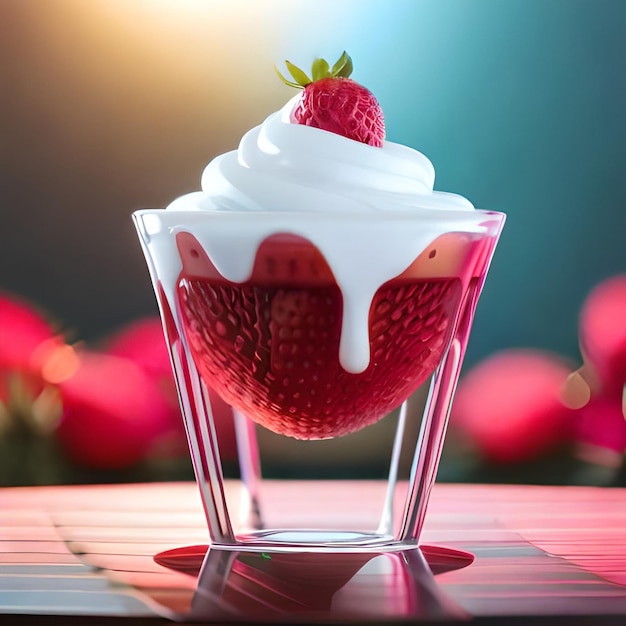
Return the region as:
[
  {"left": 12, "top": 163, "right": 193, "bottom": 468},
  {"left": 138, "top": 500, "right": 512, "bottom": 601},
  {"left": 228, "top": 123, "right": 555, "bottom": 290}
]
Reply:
[
  {"left": 0, "top": 481, "right": 625, "bottom": 622},
  {"left": 155, "top": 543, "right": 472, "bottom": 621}
]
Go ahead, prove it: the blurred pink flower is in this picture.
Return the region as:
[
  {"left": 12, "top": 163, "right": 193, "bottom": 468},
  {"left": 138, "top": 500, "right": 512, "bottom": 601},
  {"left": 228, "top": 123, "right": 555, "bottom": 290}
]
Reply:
[
  {"left": 578, "top": 275, "right": 626, "bottom": 397},
  {"left": 55, "top": 350, "right": 174, "bottom": 470},
  {"left": 564, "top": 274, "right": 626, "bottom": 464},
  {"left": 103, "top": 317, "right": 237, "bottom": 461},
  {"left": 0, "top": 293, "right": 60, "bottom": 371},
  {"left": 451, "top": 349, "right": 574, "bottom": 463},
  {"left": 574, "top": 396, "right": 626, "bottom": 468},
  {"left": 0, "top": 293, "right": 65, "bottom": 433}
]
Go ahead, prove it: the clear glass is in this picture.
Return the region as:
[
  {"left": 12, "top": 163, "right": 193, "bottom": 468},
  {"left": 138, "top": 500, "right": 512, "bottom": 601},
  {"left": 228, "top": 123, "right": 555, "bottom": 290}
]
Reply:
[
  {"left": 133, "top": 208, "right": 505, "bottom": 553},
  {"left": 155, "top": 543, "right": 473, "bottom": 621}
]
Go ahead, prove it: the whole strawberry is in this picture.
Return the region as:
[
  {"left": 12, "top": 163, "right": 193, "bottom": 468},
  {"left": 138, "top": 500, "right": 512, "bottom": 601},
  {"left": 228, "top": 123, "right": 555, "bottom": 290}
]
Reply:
[{"left": 276, "top": 51, "right": 385, "bottom": 147}]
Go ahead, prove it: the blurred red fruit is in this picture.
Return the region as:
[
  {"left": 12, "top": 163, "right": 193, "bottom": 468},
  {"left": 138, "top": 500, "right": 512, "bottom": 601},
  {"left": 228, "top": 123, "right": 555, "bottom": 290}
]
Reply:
[
  {"left": 579, "top": 275, "right": 626, "bottom": 395},
  {"left": 0, "top": 294, "right": 67, "bottom": 429},
  {"left": 104, "top": 317, "right": 237, "bottom": 460},
  {"left": 0, "top": 293, "right": 59, "bottom": 371},
  {"left": 574, "top": 396, "right": 626, "bottom": 466},
  {"left": 104, "top": 318, "right": 186, "bottom": 454},
  {"left": 105, "top": 318, "right": 172, "bottom": 378},
  {"left": 56, "top": 351, "right": 174, "bottom": 469},
  {"left": 451, "top": 350, "right": 574, "bottom": 463}
]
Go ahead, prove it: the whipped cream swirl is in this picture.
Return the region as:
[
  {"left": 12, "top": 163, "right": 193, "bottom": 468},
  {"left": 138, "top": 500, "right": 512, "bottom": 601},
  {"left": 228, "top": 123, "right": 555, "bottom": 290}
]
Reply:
[
  {"left": 167, "top": 97, "right": 474, "bottom": 214},
  {"left": 138, "top": 97, "right": 497, "bottom": 374}
]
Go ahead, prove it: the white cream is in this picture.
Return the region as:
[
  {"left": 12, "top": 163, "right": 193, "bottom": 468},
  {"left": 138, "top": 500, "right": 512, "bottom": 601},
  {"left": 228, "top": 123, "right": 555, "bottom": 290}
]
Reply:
[
  {"left": 136, "top": 97, "right": 494, "bottom": 373},
  {"left": 168, "top": 96, "right": 474, "bottom": 215}
]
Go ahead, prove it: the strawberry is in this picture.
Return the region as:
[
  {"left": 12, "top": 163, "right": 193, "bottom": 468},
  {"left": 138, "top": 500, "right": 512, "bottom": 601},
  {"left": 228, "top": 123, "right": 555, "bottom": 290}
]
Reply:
[
  {"left": 56, "top": 351, "right": 174, "bottom": 470},
  {"left": 104, "top": 317, "right": 238, "bottom": 461},
  {"left": 574, "top": 396, "right": 626, "bottom": 464},
  {"left": 578, "top": 275, "right": 626, "bottom": 397},
  {"left": 276, "top": 51, "right": 385, "bottom": 147},
  {"left": 0, "top": 293, "right": 60, "bottom": 372},
  {"left": 450, "top": 350, "right": 574, "bottom": 463},
  {"left": 176, "top": 235, "right": 461, "bottom": 440},
  {"left": 0, "top": 293, "right": 66, "bottom": 436},
  {"left": 562, "top": 275, "right": 626, "bottom": 423}
]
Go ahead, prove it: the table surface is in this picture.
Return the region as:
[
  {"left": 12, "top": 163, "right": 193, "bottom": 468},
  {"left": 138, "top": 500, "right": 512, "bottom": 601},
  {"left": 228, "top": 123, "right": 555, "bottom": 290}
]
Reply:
[{"left": 1, "top": 480, "right": 626, "bottom": 624}]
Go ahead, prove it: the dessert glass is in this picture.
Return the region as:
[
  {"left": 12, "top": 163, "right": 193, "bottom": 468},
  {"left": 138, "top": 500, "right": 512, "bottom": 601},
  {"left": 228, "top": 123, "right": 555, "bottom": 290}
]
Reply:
[{"left": 133, "top": 208, "right": 505, "bottom": 553}]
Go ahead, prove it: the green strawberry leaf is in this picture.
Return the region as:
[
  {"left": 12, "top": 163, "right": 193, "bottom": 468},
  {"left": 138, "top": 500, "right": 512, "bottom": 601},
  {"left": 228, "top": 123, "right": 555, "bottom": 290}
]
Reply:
[
  {"left": 331, "top": 51, "right": 353, "bottom": 78},
  {"left": 276, "top": 52, "right": 355, "bottom": 89},
  {"left": 285, "top": 60, "right": 312, "bottom": 86},
  {"left": 274, "top": 66, "right": 304, "bottom": 89},
  {"left": 312, "top": 57, "right": 330, "bottom": 81}
]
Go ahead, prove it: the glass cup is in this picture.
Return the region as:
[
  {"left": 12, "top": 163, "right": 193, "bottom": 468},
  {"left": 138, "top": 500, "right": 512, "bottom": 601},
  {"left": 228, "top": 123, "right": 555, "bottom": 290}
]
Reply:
[{"left": 133, "top": 208, "right": 505, "bottom": 553}]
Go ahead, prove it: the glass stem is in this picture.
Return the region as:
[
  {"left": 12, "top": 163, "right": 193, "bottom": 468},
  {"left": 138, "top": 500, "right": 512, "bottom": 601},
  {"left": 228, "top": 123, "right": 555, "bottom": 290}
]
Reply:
[
  {"left": 160, "top": 293, "right": 235, "bottom": 545},
  {"left": 234, "top": 409, "right": 264, "bottom": 531},
  {"left": 398, "top": 280, "right": 480, "bottom": 543},
  {"left": 377, "top": 400, "right": 408, "bottom": 536}
]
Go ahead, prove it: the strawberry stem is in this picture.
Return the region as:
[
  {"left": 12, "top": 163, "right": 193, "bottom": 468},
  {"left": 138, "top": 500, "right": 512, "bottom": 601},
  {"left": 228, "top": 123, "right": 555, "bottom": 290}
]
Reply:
[{"left": 275, "top": 51, "right": 354, "bottom": 89}]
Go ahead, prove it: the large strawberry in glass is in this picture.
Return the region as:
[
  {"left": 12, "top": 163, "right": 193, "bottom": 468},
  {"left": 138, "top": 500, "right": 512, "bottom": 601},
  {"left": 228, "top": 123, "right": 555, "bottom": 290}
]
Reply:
[
  {"left": 166, "top": 52, "right": 494, "bottom": 441},
  {"left": 177, "top": 231, "right": 483, "bottom": 440}
]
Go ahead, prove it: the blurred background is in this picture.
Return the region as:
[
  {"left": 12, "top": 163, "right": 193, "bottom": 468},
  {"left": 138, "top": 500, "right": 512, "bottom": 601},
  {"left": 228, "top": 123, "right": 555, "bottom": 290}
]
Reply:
[{"left": 1, "top": 0, "right": 625, "bottom": 486}]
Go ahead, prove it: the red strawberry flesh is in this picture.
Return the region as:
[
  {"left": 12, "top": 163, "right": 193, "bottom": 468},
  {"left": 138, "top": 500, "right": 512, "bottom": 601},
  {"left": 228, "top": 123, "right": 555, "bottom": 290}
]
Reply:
[
  {"left": 291, "top": 77, "right": 385, "bottom": 147},
  {"left": 174, "top": 233, "right": 474, "bottom": 440}
]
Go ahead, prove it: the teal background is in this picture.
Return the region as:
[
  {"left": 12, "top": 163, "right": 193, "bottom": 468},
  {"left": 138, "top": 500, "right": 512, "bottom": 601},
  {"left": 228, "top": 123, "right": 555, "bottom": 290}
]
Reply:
[
  {"left": 2, "top": 0, "right": 625, "bottom": 368},
  {"left": 285, "top": 0, "right": 626, "bottom": 366}
]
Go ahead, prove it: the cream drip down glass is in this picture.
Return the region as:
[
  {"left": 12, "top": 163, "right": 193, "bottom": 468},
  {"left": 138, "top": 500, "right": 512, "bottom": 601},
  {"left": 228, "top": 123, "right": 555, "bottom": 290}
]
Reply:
[{"left": 133, "top": 96, "right": 505, "bottom": 553}]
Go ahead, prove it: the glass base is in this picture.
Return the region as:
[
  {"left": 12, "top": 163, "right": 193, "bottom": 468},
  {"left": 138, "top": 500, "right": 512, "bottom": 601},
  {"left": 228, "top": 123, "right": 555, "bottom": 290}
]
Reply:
[
  {"left": 155, "top": 542, "right": 474, "bottom": 576},
  {"left": 154, "top": 542, "right": 474, "bottom": 621},
  {"left": 230, "top": 529, "right": 399, "bottom": 551}
]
